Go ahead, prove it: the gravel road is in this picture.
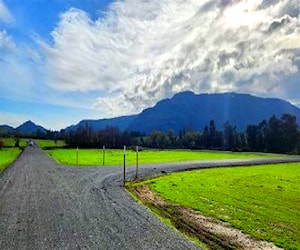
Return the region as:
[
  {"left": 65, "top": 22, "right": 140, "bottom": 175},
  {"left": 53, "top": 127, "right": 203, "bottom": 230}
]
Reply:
[{"left": 1, "top": 146, "right": 299, "bottom": 250}]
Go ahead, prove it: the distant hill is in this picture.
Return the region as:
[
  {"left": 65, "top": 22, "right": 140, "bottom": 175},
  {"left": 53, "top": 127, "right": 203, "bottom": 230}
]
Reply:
[
  {"left": 63, "top": 115, "right": 138, "bottom": 133},
  {"left": 15, "top": 120, "right": 47, "bottom": 135},
  {"left": 127, "top": 92, "right": 300, "bottom": 133},
  {"left": 0, "top": 125, "right": 14, "bottom": 134}
]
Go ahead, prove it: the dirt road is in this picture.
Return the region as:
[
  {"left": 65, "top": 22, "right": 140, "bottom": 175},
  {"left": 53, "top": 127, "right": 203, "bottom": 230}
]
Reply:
[
  {"left": 1, "top": 146, "right": 299, "bottom": 250},
  {"left": 0, "top": 146, "right": 200, "bottom": 250}
]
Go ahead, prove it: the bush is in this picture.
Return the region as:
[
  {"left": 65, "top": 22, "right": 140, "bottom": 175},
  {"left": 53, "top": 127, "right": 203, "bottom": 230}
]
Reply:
[
  {"left": 15, "top": 139, "right": 20, "bottom": 148},
  {"left": 0, "top": 139, "right": 4, "bottom": 149}
]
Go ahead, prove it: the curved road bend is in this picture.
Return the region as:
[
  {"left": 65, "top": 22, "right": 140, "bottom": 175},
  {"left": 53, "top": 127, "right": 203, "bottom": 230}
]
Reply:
[{"left": 0, "top": 146, "right": 299, "bottom": 250}]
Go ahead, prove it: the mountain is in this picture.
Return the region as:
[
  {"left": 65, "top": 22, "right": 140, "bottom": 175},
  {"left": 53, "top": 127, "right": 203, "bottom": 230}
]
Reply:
[
  {"left": 15, "top": 120, "right": 47, "bottom": 134},
  {"left": 0, "top": 125, "right": 14, "bottom": 134},
  {"left": 65, "top": 92, "right": 300, "bottom": 134},
  {"left": 4, "top": 92, "right": 299, "bottom": 136},
  {"left": 126, "top": 92, "right": 300, "bottom": 133},
  {"left": 64, "top": 115, "right": 138, "bottom": 133}
]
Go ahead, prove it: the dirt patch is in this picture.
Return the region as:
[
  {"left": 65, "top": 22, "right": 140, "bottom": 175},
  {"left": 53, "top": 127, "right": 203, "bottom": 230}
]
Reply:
[
  {"left": 131, "top": 185, "right": 282, "bottom": 250},
  {"left": 133, "top": 184, "right": 167, "bottom": 207}
]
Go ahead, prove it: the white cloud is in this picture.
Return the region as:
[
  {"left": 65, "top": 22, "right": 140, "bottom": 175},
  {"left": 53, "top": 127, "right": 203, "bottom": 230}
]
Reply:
[
  {"left": 0, "top": 39, "right": 41, "bottom": 102},
  {"left": 0, "top": 0, "right": 13, "bottom": 23},
  {"left": 0, "top": 29, "right": 15, "bottom": 51},
  {"left": 40, "top": 0, "right": 300, "bottom": 117}
]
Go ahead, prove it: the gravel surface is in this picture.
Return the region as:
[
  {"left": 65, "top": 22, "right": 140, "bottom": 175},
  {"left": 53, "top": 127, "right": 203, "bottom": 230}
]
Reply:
[{"left": 0, "top": 146, "right": 299, "bottom": 250}]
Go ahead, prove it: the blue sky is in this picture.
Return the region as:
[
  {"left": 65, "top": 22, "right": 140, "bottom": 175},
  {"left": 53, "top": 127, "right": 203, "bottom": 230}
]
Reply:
[{"left": 1, "top": 0, "right": 300, "bottom": 130}]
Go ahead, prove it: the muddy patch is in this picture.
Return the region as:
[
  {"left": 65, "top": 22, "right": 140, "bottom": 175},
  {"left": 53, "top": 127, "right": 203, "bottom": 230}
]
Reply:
[{"left": 131, "top": 185, "right": 282, "bottom": 250}]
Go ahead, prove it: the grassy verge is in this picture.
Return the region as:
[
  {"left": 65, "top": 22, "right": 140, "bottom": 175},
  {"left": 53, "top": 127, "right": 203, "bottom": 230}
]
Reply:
[
  {"left": 48, "top": 148, "right": 284, "bottom": 166},
  {"left": 130, "top": 163, "right": 300, "bottom": 250},
  {"left": 0, "top": 148, "right": 22, "bottom": 172}
]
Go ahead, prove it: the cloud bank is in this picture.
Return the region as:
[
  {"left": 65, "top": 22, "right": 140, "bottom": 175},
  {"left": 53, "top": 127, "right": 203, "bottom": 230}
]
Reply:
[{"left": 41, "top": 0, "right": 300, "bottom": 117}]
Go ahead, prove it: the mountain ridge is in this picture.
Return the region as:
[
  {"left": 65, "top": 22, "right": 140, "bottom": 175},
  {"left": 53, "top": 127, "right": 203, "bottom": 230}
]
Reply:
[
  {"left": 126, "top": 92, "right": 300, "bottom": 133},
  {"left": 65, "top": 92, "right": 300, "bottom": 134},
  {"left": 1, "top": 92, "right": 300, "bottom": 135}
]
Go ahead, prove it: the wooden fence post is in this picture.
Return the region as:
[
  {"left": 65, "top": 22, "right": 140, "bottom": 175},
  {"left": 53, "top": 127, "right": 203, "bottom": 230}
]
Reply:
[
  {"left": 76, "top": 146, "right": 79, "bottom": 165},
  {"left": 103, "top": 145, "right": 105, "bottom": 166},
  {"left": 123, "top": 145, "right": 126, "bottom": 186},
  {"left": 135, "top": 145, "right": 139, "bottom": 179}
]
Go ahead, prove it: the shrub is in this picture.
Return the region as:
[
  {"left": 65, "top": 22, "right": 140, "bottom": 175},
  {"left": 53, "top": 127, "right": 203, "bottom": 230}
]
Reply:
[{"left": 15, "top": 139, "right": 20, "bottom": 148}]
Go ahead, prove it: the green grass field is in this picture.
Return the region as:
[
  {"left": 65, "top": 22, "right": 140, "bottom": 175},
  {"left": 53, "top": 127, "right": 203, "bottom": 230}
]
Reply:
[
  {"left": 138, "top": 163, "right": 300, "bottom": 250},
  {"left": 0, "top": 138, "right": 65, "bottom": 149},
  {"left": 0, "top": 148, "right": 22, "bottom": 172},
  {"left": 34, "top": 139, "right": 65, "bottom": 149},
  {"left": 48, "top": 148, "right": 283, "bottom": 166},
  {"left": 0, "top": 138, "right": 27, "bottom": 148}
]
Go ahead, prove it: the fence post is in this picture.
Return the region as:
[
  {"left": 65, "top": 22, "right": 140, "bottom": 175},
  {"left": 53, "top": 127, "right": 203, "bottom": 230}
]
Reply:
[
  {"left": 135, "top": 145, "right": 139, "bottom": 179},
  {"left": 103, "top": 145, "right": 105, "bottom": 166},
  {"left": 76, "top": 146, "right": 79, "bottom": 165},
  {"left": 123, "top": 145, "right": 126, "bottom": 186}
]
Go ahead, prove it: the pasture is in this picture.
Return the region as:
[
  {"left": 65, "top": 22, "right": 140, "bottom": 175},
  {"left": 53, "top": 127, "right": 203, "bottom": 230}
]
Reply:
[
  {"left": 48, "top": 148, "right": 283, "bottom": 166},
  {"left": 34, "top": 139, "right": 66, "bottom": 149},
  {"left": 0, "top": 148, "right": 22, "bottom": 172},
  {"left": 0, "top": 138, "right": 27, "bottom": 148},
  {"left": 137, "top": 163, "right": 300, "bottom": 249}
]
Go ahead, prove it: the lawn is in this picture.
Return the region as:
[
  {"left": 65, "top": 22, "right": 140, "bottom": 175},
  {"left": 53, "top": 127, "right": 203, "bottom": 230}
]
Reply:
[
  {"left": 48, "top": 148, "right": 283, "bottom": 166},
  {"left": 34, "top": 139, "right": 66, "bottom": 149},
  {"left": 0, "top": 148, "right": 22, "bottom": 172},
  {"left": 138, "top": 163, "right": 300, "bottom": 250}
]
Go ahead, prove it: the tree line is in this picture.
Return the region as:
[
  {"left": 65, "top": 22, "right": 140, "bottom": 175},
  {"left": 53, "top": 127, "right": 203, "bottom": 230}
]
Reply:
[{"left": 65, "top": 113, "right": 300, "bottom": 154}]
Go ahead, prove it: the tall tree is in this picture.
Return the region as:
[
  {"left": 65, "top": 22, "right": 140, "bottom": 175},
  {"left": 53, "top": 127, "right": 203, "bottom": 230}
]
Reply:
[
  {"left": 281, "top": 114, "right": 299, "bottom": 152},
  {"left": 246, "top": 125, "right": 259, "bottom": 151},
  {"left": 266, "top": 115, "right": 283, "bottom": 153},
  {"left": 223, "top": 122, "right": 238, "bottom": 150},
  {"left": 201, "top": 126, "right": 210, "bottom": 149},
  {"left": 209, "top": 120, "right": 217, "bottom": 149}
]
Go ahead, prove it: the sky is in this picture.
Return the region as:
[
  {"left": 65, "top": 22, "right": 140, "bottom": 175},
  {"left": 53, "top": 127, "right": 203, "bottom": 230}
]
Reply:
[{"left": 0, "top": 0, "right": 300, "bottom": 130}]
